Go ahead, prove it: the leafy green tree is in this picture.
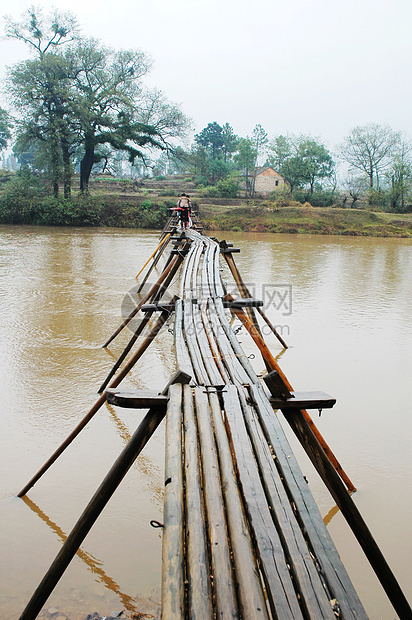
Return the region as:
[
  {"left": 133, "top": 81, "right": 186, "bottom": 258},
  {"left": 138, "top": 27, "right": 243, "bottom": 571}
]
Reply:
[
  {"left": 267, "top": 134, "right": 334, "bottom": 194},
  {"left": 251, "top": 123, "right": 268, "bottom": 165},
  {"left": 268, "top": 134, "right": 293, "bottom": 169},
  {"left": 297, "top": 137, "right": 334, "bottom": 194},
  {"left": 67, "top": 40, "right": 161, "bottom": 192},
  {"left": 338, "top": 123, "right": 401, "bottom": 190},
  {"left": 221, "top": 123, "right": 238, "bottom": 162},
  {"left": 6, "top": 8, "right": 78, "bottom": 197},
  {"left": 194, "top": 122, "right": 225, "bottom": 160},
  {"left": 191, "top": 122, "right": 238, "bottom": 183},
  {"left": 0, "top": 108, "right": 12, "bottom": 152},
  {"left": 6, "top": 9, "right": 189, "bottom": 195},
  {"left": 8, "top": 53, "right": 77, "bottom": 197},
  {"left": 234, "top": 138, "right": 257, "bottom": 196},
  {"left": 208, "top": 158, "right": 234, "bottom": 183}
]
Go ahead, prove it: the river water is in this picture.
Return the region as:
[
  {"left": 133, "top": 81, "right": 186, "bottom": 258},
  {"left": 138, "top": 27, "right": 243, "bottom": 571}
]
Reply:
[{"left": 0, "top": 226, "right": 411, "bottom": 619}]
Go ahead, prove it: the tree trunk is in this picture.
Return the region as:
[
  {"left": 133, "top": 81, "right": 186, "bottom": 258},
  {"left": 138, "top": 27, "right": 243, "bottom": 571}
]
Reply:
[
  {"left": 61, "top": 138, "right": 72, "bottom": 199},
  {"left": 50, "top": 135, "right": 60, "bottom": 199},
  {"left": 80, "top": 143, "right": 95, "bottom": 194},
  {"left": 369, "top": 163, "right": 374, "bottom": 188}
]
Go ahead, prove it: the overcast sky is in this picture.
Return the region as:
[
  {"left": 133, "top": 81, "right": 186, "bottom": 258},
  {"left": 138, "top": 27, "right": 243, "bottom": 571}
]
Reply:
[{"left": 1, "top": 0, "right": 412, "bottom": 152}]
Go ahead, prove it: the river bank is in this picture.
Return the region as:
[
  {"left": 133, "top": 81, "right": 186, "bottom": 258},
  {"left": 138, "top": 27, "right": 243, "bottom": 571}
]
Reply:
[
  {"left": 1, "top": 193, "right": 411, "bottom": 237},
  {"left": 199, "top": 203, "right": 412, "bottom": 237}
]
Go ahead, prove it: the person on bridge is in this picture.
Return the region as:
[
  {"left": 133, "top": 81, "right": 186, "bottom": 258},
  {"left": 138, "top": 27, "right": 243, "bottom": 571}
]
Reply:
[{"left": 175, "top": 193, "right": 192, "bottom": 229}]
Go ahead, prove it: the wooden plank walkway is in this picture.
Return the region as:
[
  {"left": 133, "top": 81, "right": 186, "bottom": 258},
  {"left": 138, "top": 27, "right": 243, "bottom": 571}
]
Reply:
[{"left": 162, "top": 229, "right": 368, "bottom": 619}]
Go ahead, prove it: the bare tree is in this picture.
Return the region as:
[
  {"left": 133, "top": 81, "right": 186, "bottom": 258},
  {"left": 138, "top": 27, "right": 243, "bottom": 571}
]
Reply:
[
  {"left": 338, "top": 123, "right": 401, "bottom": 190},
  {"left": 4, "top": 6, "right": 79, "bottom": 57},
  {"left": 386, "top": 139, "right": 412, "bottom": 211},
  {"left": 344, "top": 174, "right": 368, "bottom": 208}
]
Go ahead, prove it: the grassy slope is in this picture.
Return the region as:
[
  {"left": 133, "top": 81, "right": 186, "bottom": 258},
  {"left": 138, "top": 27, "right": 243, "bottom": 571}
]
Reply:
[
  {"left": 198, "top": 204, "right": 412, "bottom": 237},
  {"left": 2, "top": 171, "right": 411, "bottom": 236}
]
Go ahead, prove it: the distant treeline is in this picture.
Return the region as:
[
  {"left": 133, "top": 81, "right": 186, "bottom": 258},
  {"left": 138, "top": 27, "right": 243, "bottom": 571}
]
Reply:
[
  {"left": 0, "top": 171, "right": 174, "bottom": 227},
  {"left": 0, "top": 8, "right": 411, "bottom": 214}
]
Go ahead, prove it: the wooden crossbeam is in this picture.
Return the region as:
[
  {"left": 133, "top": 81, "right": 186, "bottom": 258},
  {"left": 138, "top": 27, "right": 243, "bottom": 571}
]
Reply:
[
  {"left": 220, "top": 247, "right": 241, "bottom": 254},
  {"left": 270, "top": 391, "right": 336, "bottom": 410},
  {"left": 223, "top": 298, "right": 264, "bottom": 308},
  {"left": 140, "top": 303, "right": 176, "bottom": 313},
  {"left": 266, "top": 371, "right": 336, "bottom": 411},
  {"left": 106, "top": 389, "right": 168, "bottom": 410},
  {"left": 171, "top": 248, "right": 190, "bottom": 256}
]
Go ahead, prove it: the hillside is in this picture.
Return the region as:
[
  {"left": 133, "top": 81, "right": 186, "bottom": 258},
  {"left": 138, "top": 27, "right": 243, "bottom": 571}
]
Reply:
[{"left": 88, "top": 175, "right": 412, "bottom": 238}]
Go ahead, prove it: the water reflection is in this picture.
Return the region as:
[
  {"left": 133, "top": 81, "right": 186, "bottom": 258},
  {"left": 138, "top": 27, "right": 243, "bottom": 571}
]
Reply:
[
  {"left": 105, "top": 402, "right": 164, "bottom": 508},
  {"left": 1, "top": 227, "right": 411, "bottom": 620},
  {"left": 22, "top": 496, "right": 140, "bottom": 614}
]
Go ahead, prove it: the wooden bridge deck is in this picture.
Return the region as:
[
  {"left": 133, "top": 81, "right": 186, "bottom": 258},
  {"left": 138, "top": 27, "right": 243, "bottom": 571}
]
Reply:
[{"left": 161, "top": 228, "right": 367, "bottom": 619}]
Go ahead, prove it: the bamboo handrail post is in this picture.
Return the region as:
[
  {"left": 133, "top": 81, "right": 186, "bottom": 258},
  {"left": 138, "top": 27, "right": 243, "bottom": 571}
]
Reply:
[
  {"left": 135, "top": 232, "right": 172, "bottom": 280},
  {"left": 221, "top": 241, "right": 288, "bottom": 349},
  {"left": 98, "top": 311, "right": 154, "bottom": 394},
  {"left": 264, "top": 374, "right": 412, "bottom": 620},
  {"left": 256, "top": 305, "right": 288, "bottom": 349},
  {"left": 233, "top": 307, "right": 356, "bottom": 493},
  {"left": 136, "top": 231, "right": 178, "bottom": 293},
  {"left": 19, "top": 370, "right": 191, "bottom": 620},
  {"left": 18, "top": 306, "right": 176, "bottom": 498},
  {"left": 220, "top": 241, "right": 261, "bottom": 332},
  {"left": 102, "top": 254, "right": 179, "bottom": 348},
  {"left": 99, "top": 250, "right": 184, "bottom": 393}
]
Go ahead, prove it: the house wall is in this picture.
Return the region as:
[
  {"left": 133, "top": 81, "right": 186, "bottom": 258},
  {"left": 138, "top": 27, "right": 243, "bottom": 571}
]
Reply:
[{"left": 254, "top": 169, "right": 286, "bottom": 196}]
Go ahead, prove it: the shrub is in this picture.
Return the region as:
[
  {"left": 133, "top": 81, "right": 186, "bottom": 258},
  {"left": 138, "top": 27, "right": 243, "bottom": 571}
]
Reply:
[
  {"left": 214, "top": 177, "right": 239, "bottom": 198},
  {"left": 367, "top": 189, "right": 388, "bottom": 209},
  {"left": 197, "top": 185, "right": 219, "bottom": 198},
  {"left": 307, "top": 190, "right": 339, "bottom": 208},
  {"left": 141, "top": 199, "right": 152, "bottom": 211},
  {"left": 270, "top": 187, "right": 292, "bottom": 207}
]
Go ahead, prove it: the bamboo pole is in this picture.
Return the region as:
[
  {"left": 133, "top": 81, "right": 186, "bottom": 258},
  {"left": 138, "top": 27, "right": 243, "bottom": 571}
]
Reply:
[
  {"left": 136, "top": 232, "right": 174, "bottom": 293},
  {"left": 221, "top": 242, "right": 288, "bottom": 349},
  {"left": 98, "top": 248, "right": 184, "bottom": 393},
  {"left": 102, "top": 254, "right": 179, "bottom": 348},
  {"left": 230, "top": 301, "right": 356, "bottom": 494},
  {"left": 98, "top": 312, "right": 152, "bottom": 394},
  {"left": 264, "top": 372, "right": 412, "bottom": 620},
  {"left": 182, "top": 384, "right": 214, "bottom": 618},
  {"left": 135, "top": 233, "right": 172, "bottom": 279},
  {"left": 19, "top": 370, "right": 191, "bottom": 620},
  {"left": 161, "top": 383, "right": 185, "bottom": 617},
  {"left": 18, "top": 308, "right": 174, "bottom": 498},
  {"left": 255, "top": 305, "right": 288, "bottom": 349},
  {"left": 220, "top": 242, "right": 260, "bottom": 332}
]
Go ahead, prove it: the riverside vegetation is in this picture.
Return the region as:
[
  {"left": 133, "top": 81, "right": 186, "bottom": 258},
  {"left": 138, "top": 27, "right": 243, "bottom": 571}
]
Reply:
[
  {"left": 1, "top": 170, "right": 411, "bottom": 237},
  {"left": 1, "top": 10, "right": 412, "bottom": 238}
]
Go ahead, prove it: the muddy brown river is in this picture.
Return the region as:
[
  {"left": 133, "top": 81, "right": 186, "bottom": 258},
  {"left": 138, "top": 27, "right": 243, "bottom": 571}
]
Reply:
[{"left": 0, "top": 226, "right": 411, "bottom": 619}]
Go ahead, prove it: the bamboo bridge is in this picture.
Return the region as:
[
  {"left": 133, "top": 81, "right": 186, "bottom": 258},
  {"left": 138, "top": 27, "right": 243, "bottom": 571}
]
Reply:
[{"left": 17, "top": 214, "right": 412, "bottom": 619}]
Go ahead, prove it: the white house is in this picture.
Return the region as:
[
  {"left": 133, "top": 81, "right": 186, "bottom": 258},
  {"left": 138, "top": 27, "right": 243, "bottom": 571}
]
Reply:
[{"left": 254, "top": 167, "right": 286, "bottom": 196}]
